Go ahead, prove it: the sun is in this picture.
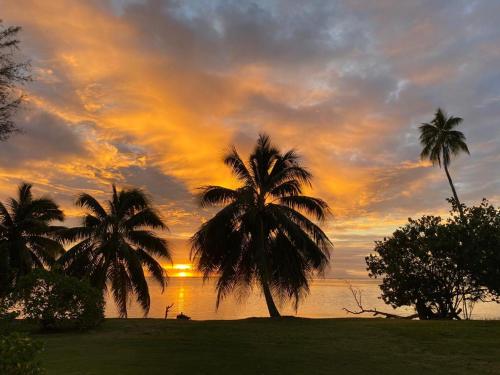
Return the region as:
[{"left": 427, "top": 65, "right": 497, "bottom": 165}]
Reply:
[
  {"left": 165, "top": 263, "right": 195, "bottom": 277},
  {"left": 173, "top": 264, "right": 192, "bottom": 270}
]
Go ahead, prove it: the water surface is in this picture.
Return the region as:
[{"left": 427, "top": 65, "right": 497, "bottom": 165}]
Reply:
[{"left": 105, "top": 277, "right": 500, "bottom": 320}]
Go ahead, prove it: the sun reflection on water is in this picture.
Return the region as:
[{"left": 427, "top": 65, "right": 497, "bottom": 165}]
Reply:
[{"left": 177, "top": 286, "right": 185, "bottom": 313}]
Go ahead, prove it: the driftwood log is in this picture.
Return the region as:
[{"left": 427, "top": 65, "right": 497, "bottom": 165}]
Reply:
[{"left": 342, "top": 284, "right": 418, "bottom": 320}]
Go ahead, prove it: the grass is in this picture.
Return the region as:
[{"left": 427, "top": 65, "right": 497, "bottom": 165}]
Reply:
[{"left": 9, "top": 318, "right": 500, "bottom": 374}]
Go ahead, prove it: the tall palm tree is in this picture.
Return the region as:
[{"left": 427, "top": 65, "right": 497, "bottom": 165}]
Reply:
[
  {"left": 419, "top": 108, "right": 470, "bottom": 216},
  {"left": 0, "top": 183, "right": 64, "bottom": 295},
  {"left": 191, "top": 134, "right": 332, "bottom": 317},
  {"left": 58, "top": 185, "right": 171, "bottom": 318}
]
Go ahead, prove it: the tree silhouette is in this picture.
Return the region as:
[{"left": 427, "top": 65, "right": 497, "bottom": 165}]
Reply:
[
  {"left": 0, "top": 183, "right": 64, "bottom": 296},
  {"left": 58, "top": 185, "right": 170, "bottom": 318},
  {"left": 366, "top": 201, "right": 499, "bottom": 320},
  {"left": 0, "top": 21, "right": 31, "bottom": 141},
  {"left": 419, "top": 108, "right": 469, "bottom": 216},
  {"left": 191, "top": 134, "right": 332, "bottom": 317}
]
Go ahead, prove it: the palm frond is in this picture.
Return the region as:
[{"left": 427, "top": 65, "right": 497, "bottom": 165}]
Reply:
[
  {"left": 126, "top": 230, "right": 171, "bottom": 259},
  {"left": 270, "top": 179, "right": 303, "bottom": 198},
  {"left": 445, "top": 115, "right": 463, "bottom": 130},
  {"left": 76, "top": 193, "right": 107, "bottom": 219},
  {"left": 198, "top": 186, "right": 239, "bottom": 207},
  {"left": 29, "top": 198, "right": 64, "bottom": 222},
  {"left": 269, "top": 204, "right": 332, "bottom": 249},
  {"left": 278, "top": 195, "right": 329, "bottom": 221},
  {"left": 57, "top": 226, "right": 96, "bottom": 244},
  {"left": 224, "top": 147, "right": 254, "bottom": 185},
  {"left": 110, "top": 260, "right": 132, "bottom": 318},
  {"left": 125, "top": 208, "right": 167, "bottom": 230},
  {"left": 0, "top": 202, "right": 13, "bottom": 226},
  {"left": 18, "top": 183, "right": 33, "bottom": 204},
  {"left": 117, "top": 188, "right": 151, "bottom": 216},
  {"left": 137, "top": 248, "right": 167, "bottom": 291},
  {"left": 124, "top": 246, "right": 151, "bottom": 316}
]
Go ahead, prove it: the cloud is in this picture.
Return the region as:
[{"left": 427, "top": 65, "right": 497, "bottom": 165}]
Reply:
[
  {"left": 0, "top": 0, "right": 498, "bottom": 277},
  {"left": 0, "top": 110, "right": 87, "bottom": 167}
]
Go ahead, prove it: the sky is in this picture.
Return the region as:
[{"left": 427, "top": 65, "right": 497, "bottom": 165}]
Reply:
[{"left": 1, "top": 0, "right": 499, "bottom": 279}]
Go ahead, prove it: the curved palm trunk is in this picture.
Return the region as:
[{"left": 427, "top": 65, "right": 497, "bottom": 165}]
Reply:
[
  {"left": 262, "top": 278, "right": 281, "bottom": 318},
  {"left": 257, "top": 217, "right": 281, "bottom": 318},
  {"left": 443, "top": 163, "right": 464, "bottom": 217}
]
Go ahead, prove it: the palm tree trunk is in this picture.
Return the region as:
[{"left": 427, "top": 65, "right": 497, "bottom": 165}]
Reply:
[
  {"left": 257, "top": 217, "right": 281, "bottom": 318},
  {"left": 262, "top": 279, "right": 281, "bottom": 318},
  {"left": 444, "top": 163, "right": 464, "bottom": 217}
]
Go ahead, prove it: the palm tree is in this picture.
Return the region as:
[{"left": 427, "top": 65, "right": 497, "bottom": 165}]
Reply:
[
  {"left": 419, "top": 108, "right": 470, "bottom": 216},
  {"left": 191, "top": 134, "right": 332, "bottom": 317},
  {"left": 58, "top": 185, "right": 171, "bottom": 318},
  {"left": 0, "top": 183, "right": 64, "bottom": 295}
]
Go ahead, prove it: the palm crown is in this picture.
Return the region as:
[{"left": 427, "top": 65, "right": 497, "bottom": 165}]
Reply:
[
  {"left": 191, "top": 134, "right": 332, "bottom": 317},
  {"left": 0, "top": 183, "right": 64, "bottom": 295},
  {"left": 419, "top": 108, "right": 469, "bottom": 215},
  {"left": 419, "top": 108, "right": 469, "bottom": 167},
  {"left": 59, "top": 185, "right": 171, "bottom": 317}
]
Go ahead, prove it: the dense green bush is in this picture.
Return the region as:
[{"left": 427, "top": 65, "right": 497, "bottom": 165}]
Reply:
[
  {"left": 15, "top": 269, "right": 104, "bottom": 331},
  {"left": 366, "top": 200, "right": 499, "bottom": 320},
  {"left": 0, "top": 333, "right": 44, "bottom": 375}
]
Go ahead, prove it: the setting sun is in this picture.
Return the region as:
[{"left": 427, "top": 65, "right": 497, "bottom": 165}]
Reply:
[
  {"left": 165, "top": 263, "right": 196, "bottom": 278},
  {"left": 172, "top": 264, "right": 192, "bottom": 271}
]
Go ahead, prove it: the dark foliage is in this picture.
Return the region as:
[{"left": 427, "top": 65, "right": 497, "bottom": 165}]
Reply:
[
  {"left": 0, "top": 183, "right": 65, "bottom": 296},
  {"left": 419, "top": 108, "right": 469, "bottom": 216},
  {"left": 0, "top": 332, "right": 43, "bottom": 375},
  {"left": 191, "top": 134, "right": 332, "bottom": 317},
  {"left": 14, "top": 269, "right": 104, "bottom": 331},
  {"left": 58, "top": 185, "right": 171, "bottom": 318},
  {"left": 0, "top": 294, "right": 19, "bottom": 324},
  {"left": 0, "top": 21, "right": 31, "bottom": 141},
  {"left": 366, "top": 200, "right": 499, "bottom": 320},
  {"left": 455, "top": 200, "right": 500, "bottom": 297}
]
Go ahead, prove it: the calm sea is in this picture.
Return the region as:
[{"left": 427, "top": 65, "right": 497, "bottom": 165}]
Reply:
[{"left": 104, "top": 277, "right": 500, "bottom": 320}]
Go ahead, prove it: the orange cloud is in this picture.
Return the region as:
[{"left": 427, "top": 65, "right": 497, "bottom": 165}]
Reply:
[{"left": 1, "top": 0, "right": 498, "bottom": 278}]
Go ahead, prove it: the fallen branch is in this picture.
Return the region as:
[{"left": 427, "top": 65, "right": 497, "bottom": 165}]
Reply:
[{"left": 342, "top": 283, "right": 418, "bottom": 320}]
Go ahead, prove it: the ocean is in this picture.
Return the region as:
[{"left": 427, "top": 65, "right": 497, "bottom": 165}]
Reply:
[{"left": 105, "top": 277, "right": 500, "bottom": 320}]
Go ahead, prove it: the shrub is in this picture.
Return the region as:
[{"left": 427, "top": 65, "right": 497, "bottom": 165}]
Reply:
[
  {"left": 0, "top": 294, "right": 19, "bottom": 322},
  {"left": 366, "top": 200, "right": 500, "bottom": 320},
  {"left": 15, "top": 269, "right": 104, "bottom": 331},
  {"left": 456, "top": 200, "right": 500, "bottom": 297},
  {"left": 0, "top": 333, "right": 44, "bottom": 375}
]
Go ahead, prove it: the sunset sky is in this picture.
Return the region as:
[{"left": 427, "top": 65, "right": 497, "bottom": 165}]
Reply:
[{"left": 1, "top": 0, "right": 499, "bottom": 279}]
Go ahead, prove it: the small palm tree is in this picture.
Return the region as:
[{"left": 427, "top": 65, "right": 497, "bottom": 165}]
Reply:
[
  {"left": 191, "top": 134, "right": 332, "bottom": 317},
  {"left": 0, "top": 183, "right": 64, "bottom": 295},
  {"left": 419, "top": 108, "right": 469, "bottom": 216},
  {"left": 59, "top": 185, "right": 171, "bottom": 318}
]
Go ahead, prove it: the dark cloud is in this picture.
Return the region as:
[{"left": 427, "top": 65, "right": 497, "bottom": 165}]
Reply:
[
  {"left": 1, "top": 0, "right": 499, "bottom": 277},
  {"left": 119, "top": 0, "right": 369, "bottom": 72},
  {"left": 0, "top": 110, "right": 87, "bottom": 168},
  {"left": 118, "top": 164, "right": 192, "bottom": 202}
]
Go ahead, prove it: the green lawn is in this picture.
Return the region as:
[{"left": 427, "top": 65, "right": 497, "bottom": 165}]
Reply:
[{"left": 14, "top": 318, "right": 500, "bottom": 374}]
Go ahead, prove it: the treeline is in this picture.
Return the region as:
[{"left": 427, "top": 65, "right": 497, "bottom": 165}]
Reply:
[{"left": 0, "top": 183, "right": 170, "bottom": 319}]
